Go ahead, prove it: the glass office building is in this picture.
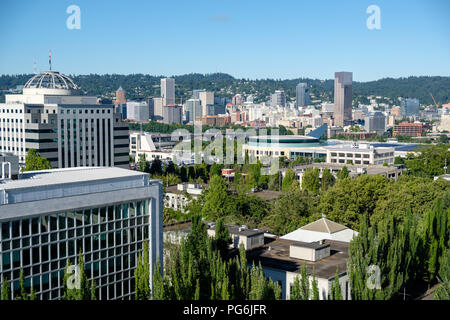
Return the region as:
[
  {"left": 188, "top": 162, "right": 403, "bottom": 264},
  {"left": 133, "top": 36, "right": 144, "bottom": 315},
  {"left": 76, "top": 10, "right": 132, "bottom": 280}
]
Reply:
[{"left": 0, "top": 166, "right": 163, "bottom": 300}]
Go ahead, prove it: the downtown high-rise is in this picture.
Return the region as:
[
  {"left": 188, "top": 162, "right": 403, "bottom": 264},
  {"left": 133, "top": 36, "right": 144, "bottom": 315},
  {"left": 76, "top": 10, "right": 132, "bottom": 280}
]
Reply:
[
  {"left": 333, "top": 72, "right": 353, "bottom": 127},
  {"left": 296, "top": 83, "right": 310, "bottom": 108},
  {"left": 160, "top": 78, "right": 175, "bottom": 106}
]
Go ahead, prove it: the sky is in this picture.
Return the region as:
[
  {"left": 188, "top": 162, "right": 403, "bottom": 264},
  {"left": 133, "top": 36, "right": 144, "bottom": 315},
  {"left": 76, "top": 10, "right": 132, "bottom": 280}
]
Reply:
[{"left": 0, "top": 0, "right": 449, "bottom": 81}]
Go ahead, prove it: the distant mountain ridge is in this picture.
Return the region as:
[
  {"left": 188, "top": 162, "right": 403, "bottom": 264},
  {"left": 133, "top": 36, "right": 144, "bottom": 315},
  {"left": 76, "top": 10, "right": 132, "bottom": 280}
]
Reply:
[{"left": 0, "top": 73, "right": 448, "bottom": 105}]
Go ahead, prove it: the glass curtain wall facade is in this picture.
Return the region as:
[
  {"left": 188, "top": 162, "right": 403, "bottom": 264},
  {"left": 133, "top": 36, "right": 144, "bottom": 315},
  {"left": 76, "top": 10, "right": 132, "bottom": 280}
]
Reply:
[{"left": 0, "top": 199, "right": 150, "bottom": 300}]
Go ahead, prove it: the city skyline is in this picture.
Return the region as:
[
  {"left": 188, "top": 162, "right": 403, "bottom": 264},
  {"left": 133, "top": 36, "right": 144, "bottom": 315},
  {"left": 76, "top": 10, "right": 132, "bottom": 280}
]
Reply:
[{"left": 0, "top": 0, "right": 449, "bottom": 81}]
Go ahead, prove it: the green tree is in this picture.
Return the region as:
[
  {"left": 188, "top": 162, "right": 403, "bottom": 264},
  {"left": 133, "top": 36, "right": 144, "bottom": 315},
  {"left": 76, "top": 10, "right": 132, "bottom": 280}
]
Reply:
[
  {"left": 299, "top": 263, "right": 310, "bottom": 300},
  {"left": 282, "top": 167, "right": 298, "bottom": 191},
  {"left": 201, "top": 175, "right": 229, "bottom": 219},
  {"left": 22, "top": 149, "right": 51, "bottom": 172},
  {"left": 336, "top": 166, "right": 349, "bottom": 180},
  {"left": 290, "top": 275, "right": 301, "bottom": 300},
  {"left": 311, "top": 268, "right": 320, "bottom": 300},
  {"left": 434, "top": 243, "right": 450, "bottom": 300},
  {"left": 330, "top": 268, "right": 343, "bottom": 300},
  {"left": 214, "top": 218, "right": 232, "bottom": 259},
  {"left": 18, "top": 269, "right": 28, "bottom": 300},
  {"left": 1, "top": 277, "right": 10, "bottom": 300},
  {"left": 138, "top": 154, "right": 149, "bottom": 173},
  {"left": 301, "top": 168, "right": 320, "bottom": 195},
  {"left": 321, "top": 168, "right": 334, "bottom": 191}
]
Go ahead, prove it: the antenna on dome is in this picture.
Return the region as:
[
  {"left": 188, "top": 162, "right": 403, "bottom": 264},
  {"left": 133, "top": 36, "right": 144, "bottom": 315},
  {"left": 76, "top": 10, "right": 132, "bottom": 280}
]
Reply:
[
  {"left": 49, "top": 50, "right": 52, "bottom": 71},
  {"left": 33, "top": 58, "right": 37, "bottom": 74}
]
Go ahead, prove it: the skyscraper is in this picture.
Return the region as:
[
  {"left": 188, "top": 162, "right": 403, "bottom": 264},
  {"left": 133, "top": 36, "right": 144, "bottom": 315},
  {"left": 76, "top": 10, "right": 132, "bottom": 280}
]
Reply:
[
  {"left": 364, "top": 111, "right": 386, "bottom": 135},
  {"left": 333, "top": 72, "right": 353, "bottom": 126},
  {"left": 160, "top": 78, "right": 175, "bottom": 106},
  {"left": 400, "top": 98, "right": 419, "bottom": 118},
  {"left": 185, "top": 99, "right": 202, "bottom": 123},
  {"left": 163, "top": 105, "right": 182, "bottom": 124},
  {"left": 270, "top": 90, "right": 286, "bottom": 107},
  {"left": 296, "top": 83, "right": 310, "bottom": 108},
  {"left": 199, "top": 91, "right": 214, "bottom": 116}
]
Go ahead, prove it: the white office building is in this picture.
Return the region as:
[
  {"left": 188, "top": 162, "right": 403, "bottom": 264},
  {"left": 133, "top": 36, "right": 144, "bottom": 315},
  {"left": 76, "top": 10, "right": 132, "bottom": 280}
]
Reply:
[
  {"left": 0, "top": 71, "right": 129, "bottom": 169},
  {"left": 0, "top": 166, "right": 163, "bottom": 300},
  {"left": 160, "top": 78, "right": 175, "bottom": 107}
]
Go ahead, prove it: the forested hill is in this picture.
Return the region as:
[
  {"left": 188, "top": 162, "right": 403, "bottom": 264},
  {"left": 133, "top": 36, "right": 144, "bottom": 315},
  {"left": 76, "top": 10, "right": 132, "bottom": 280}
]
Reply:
[{"left": 0, "top": 73, "right": 448, "bottom": 106}]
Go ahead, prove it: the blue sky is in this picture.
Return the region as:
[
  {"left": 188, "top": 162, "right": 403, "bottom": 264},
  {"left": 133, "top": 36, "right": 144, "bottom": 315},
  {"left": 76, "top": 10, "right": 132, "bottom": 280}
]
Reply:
[{"left": 0, "top": 0, "right": 449, "bottom": 81}]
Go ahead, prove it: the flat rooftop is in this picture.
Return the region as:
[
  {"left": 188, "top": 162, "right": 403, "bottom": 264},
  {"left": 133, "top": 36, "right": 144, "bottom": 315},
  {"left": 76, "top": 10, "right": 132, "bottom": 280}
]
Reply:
[
  {"left": 246, "top": 238, "right": 349, "bottom": 279},
  {"left": 0, "top": 167, "right": 148, "bottom": 191}
]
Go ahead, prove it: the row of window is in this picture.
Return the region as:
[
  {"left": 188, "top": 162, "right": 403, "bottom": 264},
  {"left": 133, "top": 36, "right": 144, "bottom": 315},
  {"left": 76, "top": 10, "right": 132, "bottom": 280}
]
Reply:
[
  {"left": 330, "top": 152, "right": 371, "bottom": 158},
  {"left": 60, "top": 109, "right": 112, "bottom": 114}
]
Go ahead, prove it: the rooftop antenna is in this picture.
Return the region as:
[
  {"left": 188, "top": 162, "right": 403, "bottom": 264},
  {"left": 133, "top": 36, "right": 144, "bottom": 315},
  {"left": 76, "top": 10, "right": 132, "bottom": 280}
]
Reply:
[{"left": 49, "top": 50, "right": 52, "bottom": 71}]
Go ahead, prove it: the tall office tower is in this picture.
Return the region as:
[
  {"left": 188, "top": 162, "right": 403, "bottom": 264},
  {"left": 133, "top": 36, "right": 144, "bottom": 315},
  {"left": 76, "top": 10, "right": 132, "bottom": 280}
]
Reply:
[
  {"left": 333, "top": 71, "right": 353, "bottom": 126},
  {"left": 192, "top": 89, "right": 206, "bottom": 99},
  {"left": 364, "top": 111, "right": 386, "bottom": 135},
  {"left": 126, "top": 101, "right": 149, "bottom": 122},
  {"left": 160, "top": 78, "right": 175, "bottom": 106},
  {"left": 146, "top": 97, "right": 155, "bottom": 120},
  {"left": 270, "top": 90, "right": 286, "bottom": 107},
  {"left": 400, "top": 98, "right": 419, "bottom": 118},
  {"left": 115, "top": 86, "right": 127, "bottom": 105},
  {"left": 296, "top": 83, "right": 310, "bottom": 107},
  {"left": 0, "top": 71, "right": 129, "bottom": 168},
  {"left": 0, "top": 165, "right": 163, "bottom": 300},
  {"left": 162, "top": 105, "right": 182, "bottom": 124},
  {"left": 199, "top": 91, "right": 214, "bottom": 116},
  {"left": 232, "top": 94, "right": 243, "bottom": 106},
  {"left": 153, "top": 97, "right": 163, "bottom": 120},
  {"left": 185, "top": 99, "right": 202, "bottom": 123}
]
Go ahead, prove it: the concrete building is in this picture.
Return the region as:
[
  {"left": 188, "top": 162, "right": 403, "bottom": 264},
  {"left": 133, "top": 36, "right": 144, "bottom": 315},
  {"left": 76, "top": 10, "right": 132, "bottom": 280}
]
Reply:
[
  {"left": 146, "top": 97, "right": 155, "bottom": 120},
  {"left": 126, "top": 101, "right": 149, "bottom": 122},
  {"left": 0, "top": 166, "right": 163, "bottom": 300},
  {"left": 184, "top": 99, "right": 202, "bottom": 123},
  {"left": 247, "top": 238, "right": 351, "bottom": 300},
  {"left": 400, "top": 98, "right": 419, "bottom": 118},
  {"left": 281, "top": 218, "right": 358, "bottom": 243},
  {"left": 164, "top": 183, "right": 204, "bottom": 213},
  {"left": 199, "top": 91, "right": 214, "bottom": 117},
  {"left": 296, "top": 83, "right": 310, "bottom": 108},
  {"left": 207, "top": 224, "right": 264, "bottom": 251},
  {"left": 160, "top": 78, "right": 175, "bottom": 107},
  {"left": 192, "top": 89, "right": 206, "bottom": 100},
  {"left": 114, "top": 86, "right": 126, "bottom": 105},
  {"left": 289, "top": 163, "right": 403, "bottom": 190},
  {"left": 129, "top": 132, "right": 178, "bottom": 162},
  {"left": 364, "top": 111, "right": 386, "bottom": 135},
  {"left": 333, "top": 72, "right": 353, "bottom": 126},
  {"left": 162, "top": 105, "right": 182, "bottom": 124},
  {"left": 440, "top": 108, "right": 450, "bottom": 132},
  {"left": 326, "top": 143, "right": 394, "bottom": 165},
  {"left": 0, "top": 152, "right": 19, "bottom": 180},
  {"left": 232, "top": 94, "right": 243, "bottom": 106},
  {"left": 0, "top": 71, "right": 129, "bottom": 169},
  {"left": 393, "top": 121, "right": 423, "bottom": 137},
  {"left": 271, "top": 90, "right": 286, "bottom": 108},
  {"left": 153, "top": 97, "right": 163, "bottom": 120}
]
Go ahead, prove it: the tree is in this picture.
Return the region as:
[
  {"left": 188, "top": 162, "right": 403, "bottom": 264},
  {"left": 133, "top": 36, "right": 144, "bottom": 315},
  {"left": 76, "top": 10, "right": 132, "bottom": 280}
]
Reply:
[
  {"left": 138, "top": 154, "right": 149, "bottom": 173},
  {"left": 135, "top": 242, "right": 151, "bottom": 300},
  {"left": 290, "top": 275, "right": 301, "bottom": 300},
  {"left": 434, "top": 243, "right": 450, "bottom": 300},
  {"left": 299, "top": 263, "right": 310, "bottom": 300},
  {"left": 201, "top": 175, "right": 229, "bottom": 219},
  {"left": 214, "top": 218, "right": 232, "bottom": 259},
  {"left": 321, "top": 168, "right": 334, "bottom": 191},
  {"left": 1, "top": 277, "right": 10, "bottom": 300},
  {"left": 209, "top": 163, "right": 223, "bottom": 178},
  {"left": 18, "top": 269, "right": 28, "bottom": 300},
  {"left": 282, "top": 167, "right": 298, "bottom": 191},
  {"left": 405, "top": 143, "right": 450, "bottom": 178},
  {"left": 22, "top": 149, "right": 51, "bottom": 172},
  {"left": 62, "top": 253, "right": 95, "bottom": 300},
  {"left": 301, "top": 168, "right": 320, "bottom": 195},
  {"left": 311, "top": 268, "right": 320, "bottom": 300},
  {"left": 336, "top": 166, "right": 349, "bottom": 180},
  {"left": 149, "top": 158, "right": 163, "bottom": 175},
  {"left": 330, "top": 268, "right": 342, "bottom": 300}
]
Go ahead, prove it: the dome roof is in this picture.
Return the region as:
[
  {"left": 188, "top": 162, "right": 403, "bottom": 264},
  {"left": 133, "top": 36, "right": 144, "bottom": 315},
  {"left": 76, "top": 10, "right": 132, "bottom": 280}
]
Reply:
[{"left": 23, "top": 71, "right": 79, "bottom": 95}]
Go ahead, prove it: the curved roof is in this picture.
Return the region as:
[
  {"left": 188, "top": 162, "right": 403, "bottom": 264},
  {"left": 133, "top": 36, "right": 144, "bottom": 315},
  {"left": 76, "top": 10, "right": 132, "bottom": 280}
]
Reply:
[{"left": 24, "top": 71, "right": 79, "bottom": 91}]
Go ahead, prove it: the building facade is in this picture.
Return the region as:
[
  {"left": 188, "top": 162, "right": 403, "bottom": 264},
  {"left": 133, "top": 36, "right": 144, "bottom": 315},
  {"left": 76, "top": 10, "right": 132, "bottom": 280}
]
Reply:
[
  {"left": 296, "top": 83, "right": 310, "bottom": 108},
  {"left": 162, "top": 105, "right": 182, "bottom": 124},
  {"left": 400, "top": 98, "right": 419, "bottom": 118},
  {"left": 364, "top": 111, "right": 386, "bottom": 135},
  {"left": 393, "top": 121, "right": 423, "bottom": 137},
  {"left": 160, "top": 78, "right": 175, "bottom": 107},
  {"left": 270, "top": 90, "right": 286, "bottom": 108},
  {"left": 0, "top": 72, "right": 129, "bottom": 169},
  {"left": 0, "top": 166, "right": 163, "bottom": 300},
  {"left": 333, "top": 72, "right": 353, "bottom": 127}
]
